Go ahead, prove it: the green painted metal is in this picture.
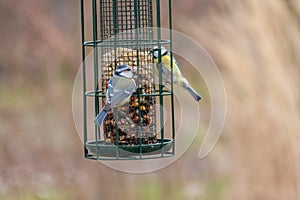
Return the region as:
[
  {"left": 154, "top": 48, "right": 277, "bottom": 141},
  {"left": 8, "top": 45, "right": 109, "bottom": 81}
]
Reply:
[
  {"left": 80, "top": 0, "right": 175, "bottom": 160},
  {"left": 80, "top": 0, "right": 88, "bottom": 158},
  {"left": 169, "top": 0, "right": 175, "bottom": 156}
]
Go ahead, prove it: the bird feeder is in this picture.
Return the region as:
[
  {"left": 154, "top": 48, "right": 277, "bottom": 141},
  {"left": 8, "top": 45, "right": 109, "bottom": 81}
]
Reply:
[{"left": 80, "top": 0, "right": 175, "bottom": 159}]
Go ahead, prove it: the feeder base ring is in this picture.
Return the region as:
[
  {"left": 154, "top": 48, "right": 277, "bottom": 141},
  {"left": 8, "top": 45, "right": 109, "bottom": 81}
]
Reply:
[{"left": 85, "top": 139, "right": 173, "bottom": 159}]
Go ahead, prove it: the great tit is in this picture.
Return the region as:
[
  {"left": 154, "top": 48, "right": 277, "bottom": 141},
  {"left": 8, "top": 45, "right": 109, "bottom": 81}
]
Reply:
[{"left": 153, "top": 46, "right": 201, "bottom": 101}]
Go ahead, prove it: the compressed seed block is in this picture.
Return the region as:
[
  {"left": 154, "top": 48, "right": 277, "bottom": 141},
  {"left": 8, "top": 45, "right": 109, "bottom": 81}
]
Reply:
[{"left": 100, "top": 47, "right": 157, "bottom": 145}]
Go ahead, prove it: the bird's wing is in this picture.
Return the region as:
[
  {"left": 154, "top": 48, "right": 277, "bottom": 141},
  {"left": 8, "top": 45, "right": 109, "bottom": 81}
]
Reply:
[
  {"left": 168, "top": 52, "right": 182, "bottom": 72},
  {"left": 109, "top": 77, "right": 136, "bottom": 107},
  {"left": 160, "top": 53, "right": 183, "bottom": 83},
  {"left": 106, "top": 79, "right": 113, "bottom": 104}
]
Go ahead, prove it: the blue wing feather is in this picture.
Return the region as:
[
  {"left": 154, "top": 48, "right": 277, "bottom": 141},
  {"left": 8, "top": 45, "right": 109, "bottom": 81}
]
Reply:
[
  {"left": 109, "top": 76, "right": 136, "bottom": 107},
  {"left": 94, "top": 76, "right": 136, "bottom": 126}
]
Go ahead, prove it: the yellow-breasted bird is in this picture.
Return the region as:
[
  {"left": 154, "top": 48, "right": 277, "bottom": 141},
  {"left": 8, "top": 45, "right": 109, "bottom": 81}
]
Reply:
[{"left": 153, "top": 46, "right": 201, "bottom": 101}]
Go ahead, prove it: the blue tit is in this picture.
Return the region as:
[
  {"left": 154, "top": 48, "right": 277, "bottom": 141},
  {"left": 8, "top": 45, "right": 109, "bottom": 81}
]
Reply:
[
  {"left": 153, "top": 46, "right": 201, "bottom": 101},
  {"left": 94, "top": 64, "right": 136, "bottom": 126}
]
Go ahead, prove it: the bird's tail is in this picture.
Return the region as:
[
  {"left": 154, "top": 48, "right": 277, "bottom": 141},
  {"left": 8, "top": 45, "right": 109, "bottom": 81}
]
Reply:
[
  {"left": 186, "top": 86, "right": 201, "bottom": 101},
  {"left": 182, "top": 79, "right": 201, "bottom": 102},
  {"left": 94, "top": 107, "right": 108, "bottom": 126}
]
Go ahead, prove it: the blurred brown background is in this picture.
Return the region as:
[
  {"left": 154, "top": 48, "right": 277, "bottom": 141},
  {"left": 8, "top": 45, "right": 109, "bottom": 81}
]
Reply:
[{"left": 0, "top": 0, "right": 300, "bottom": 199}]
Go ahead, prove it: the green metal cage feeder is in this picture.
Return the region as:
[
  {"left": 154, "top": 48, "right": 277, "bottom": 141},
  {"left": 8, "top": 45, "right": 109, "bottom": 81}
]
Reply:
[{"left": 80, "top": 0, "right": 175, "bottom": 160}]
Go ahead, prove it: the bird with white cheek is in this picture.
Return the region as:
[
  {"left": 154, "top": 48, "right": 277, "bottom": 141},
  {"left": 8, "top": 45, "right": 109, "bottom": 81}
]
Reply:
[
  {"left": 94, "top": 64, "right": 136, "bottom": 126},
  {"left": 153, "top": 46, "right": 201, "bottom": 101}
]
